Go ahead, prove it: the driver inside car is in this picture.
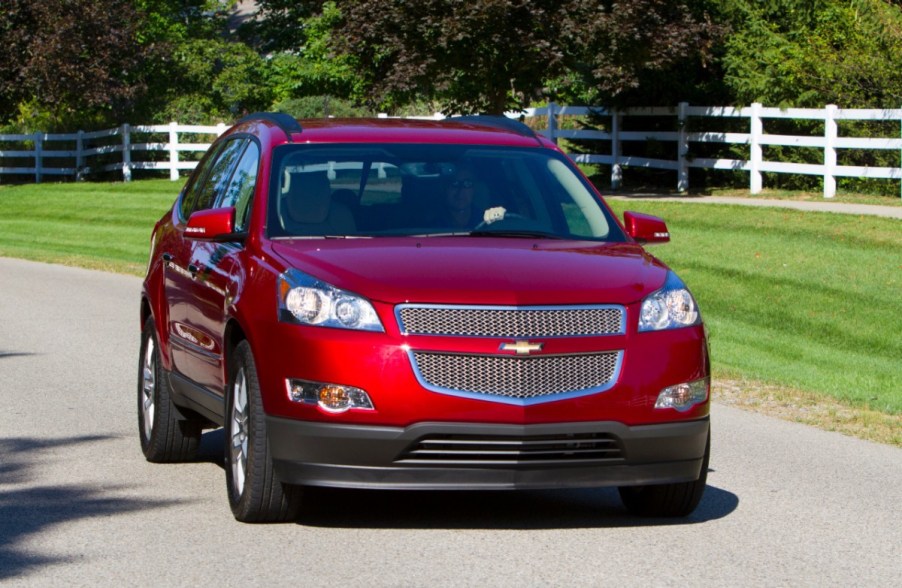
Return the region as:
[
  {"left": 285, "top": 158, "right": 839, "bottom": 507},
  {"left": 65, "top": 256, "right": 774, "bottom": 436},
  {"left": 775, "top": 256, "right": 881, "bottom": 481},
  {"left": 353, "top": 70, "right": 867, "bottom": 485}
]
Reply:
[{"left": 437, "top": 165, "right": 482, "bottom": 229}]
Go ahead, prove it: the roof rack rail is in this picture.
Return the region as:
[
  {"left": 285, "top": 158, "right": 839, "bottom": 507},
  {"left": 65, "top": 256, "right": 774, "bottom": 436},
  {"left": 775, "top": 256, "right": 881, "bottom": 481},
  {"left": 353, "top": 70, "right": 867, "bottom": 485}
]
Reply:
[
  {"left": 237, "top": 112, "right": 303, "bottom": 142},
  {"left": 447, "top": 115, "right": 538, "bottom": 140}
]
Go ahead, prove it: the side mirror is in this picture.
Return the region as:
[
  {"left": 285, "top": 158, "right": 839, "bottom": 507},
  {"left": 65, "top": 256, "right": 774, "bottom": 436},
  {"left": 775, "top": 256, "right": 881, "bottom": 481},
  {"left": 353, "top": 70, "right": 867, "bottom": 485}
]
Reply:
[
  {"left": 623, "top": 211, "right": 670, "bottom": 244},
  {"left": 185, "top": 207, "right": 241, "bottom": 241}
]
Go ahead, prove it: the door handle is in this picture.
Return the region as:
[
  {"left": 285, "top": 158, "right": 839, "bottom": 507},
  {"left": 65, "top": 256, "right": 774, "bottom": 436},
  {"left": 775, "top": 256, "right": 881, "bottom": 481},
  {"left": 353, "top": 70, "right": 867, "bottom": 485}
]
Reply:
[
  {"left": 162, "top": 253, "right": 173, "bottom": 262},
  {"left": 188, "top": 263, "right": 200, "bottom": 276}
]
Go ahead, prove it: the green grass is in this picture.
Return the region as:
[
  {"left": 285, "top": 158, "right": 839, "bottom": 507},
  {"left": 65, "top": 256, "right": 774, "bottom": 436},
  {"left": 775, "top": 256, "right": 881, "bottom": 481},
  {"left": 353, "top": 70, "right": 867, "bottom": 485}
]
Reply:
[
  {"left": 606, "top": 199, "right": 901, "bottom": 415},
  {"left": 0, "top": 180, "right": 181, "bottom": 274},
  {"left": 1, "top": 180, "right": 899, "bottom": 417}
]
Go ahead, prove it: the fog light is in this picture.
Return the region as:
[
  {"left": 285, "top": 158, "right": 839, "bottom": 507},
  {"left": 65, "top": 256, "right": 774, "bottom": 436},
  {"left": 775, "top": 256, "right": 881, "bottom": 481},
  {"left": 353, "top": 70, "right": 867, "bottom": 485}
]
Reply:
[
  {"left": 655, "top": 378, "right": 709, "bottom": 412},
  {"left": 319, "top": 385, "right": 352, "bottom": 412},
  {"left": 286, "top": 379, "right": 374, "bottom": 413}
]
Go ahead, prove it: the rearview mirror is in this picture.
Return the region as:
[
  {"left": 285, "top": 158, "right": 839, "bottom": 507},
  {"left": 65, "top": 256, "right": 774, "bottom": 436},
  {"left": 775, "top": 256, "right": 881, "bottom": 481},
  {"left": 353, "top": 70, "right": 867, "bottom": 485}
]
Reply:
[
  {"left": 623, "top": 211, "right": 670, "bottom": 244},
  {"left": 185, "top": 207, "right": 242, "bottom": 241}
]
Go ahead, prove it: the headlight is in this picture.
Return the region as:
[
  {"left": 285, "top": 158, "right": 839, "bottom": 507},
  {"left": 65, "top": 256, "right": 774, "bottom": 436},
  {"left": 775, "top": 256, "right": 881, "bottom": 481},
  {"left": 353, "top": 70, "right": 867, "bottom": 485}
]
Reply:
[
  {"left": 277, "top": 269, "right": 384, "bottom": 332},
  {"left": 638, "top": 272, "right": 700, "bottom": 332}
]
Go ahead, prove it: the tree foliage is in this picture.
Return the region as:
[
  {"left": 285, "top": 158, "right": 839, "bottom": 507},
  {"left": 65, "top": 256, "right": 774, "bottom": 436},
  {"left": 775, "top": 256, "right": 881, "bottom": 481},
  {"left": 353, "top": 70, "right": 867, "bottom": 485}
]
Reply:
[
  {"left": 134, "top": 0, "right": 276, "bottom": 123},
  {"left": 264, "top": 2, "right": 361, "bottom": 104},
  {"left": 719, "top": 0, "right": 902, "bottom": 108},
  {"left": 135, "top": 0, "right": 233, "bottom": 44},
  {"left": 240, "top": 0, "right": 325, "bottom": 52},
  {"left": 553, "top": 0, "right": 726, "bottom": 106},
  {"left": 157, "top": 38, "right": 274, "bottom": 122},
  {"left": 333, "top": 0, "right": 722, "bottom": 114},
  {"left": 0, "top": 0, "right": 153, "bottom": 130},
  {"left": 3, "top": 0, "right": 902, "bottom": 130}
]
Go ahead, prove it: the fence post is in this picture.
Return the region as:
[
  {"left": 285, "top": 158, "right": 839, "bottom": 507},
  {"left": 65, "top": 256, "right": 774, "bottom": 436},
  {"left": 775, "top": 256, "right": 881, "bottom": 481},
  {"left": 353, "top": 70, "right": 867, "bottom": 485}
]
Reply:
[
  {"left": 76, "top": 130, "right": 85, "bottom": 180},
  {"left": 611, "top": 109, "right": 622, "bottom": 190},
  {"left": 169, "top": 122, "right": 179, "bottom": 181},
  {"left": 33, "top": 132, "right": 43, "bottom": 184},
  {"left": 824, "top": 104, "right": 837, "bottom": 198},
  {"left": 546, "top": 102, "right": 558, "bottom": 144},
  {"left": 750, "top": 102, "right": 763, "bottom": 194},
  {"left": 121, "top": 123, "right": 132, "bottom": 182},
  {"left": 677, "top": 102, "right": 689, "bottom": 192}
]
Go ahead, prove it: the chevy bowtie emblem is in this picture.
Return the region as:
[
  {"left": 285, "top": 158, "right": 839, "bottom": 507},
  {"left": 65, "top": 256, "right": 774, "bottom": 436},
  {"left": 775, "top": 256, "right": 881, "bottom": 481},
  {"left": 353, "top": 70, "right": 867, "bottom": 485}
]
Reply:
[{"left": 500, "top": 340, "right": 544, "bottom": 355}]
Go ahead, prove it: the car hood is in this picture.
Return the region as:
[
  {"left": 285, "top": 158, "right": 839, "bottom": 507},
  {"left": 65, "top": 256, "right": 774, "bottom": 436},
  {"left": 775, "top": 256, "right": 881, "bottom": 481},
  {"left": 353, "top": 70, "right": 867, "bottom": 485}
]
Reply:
[{"left": 269, "top": 237, "right": 669, "bottom": 306}]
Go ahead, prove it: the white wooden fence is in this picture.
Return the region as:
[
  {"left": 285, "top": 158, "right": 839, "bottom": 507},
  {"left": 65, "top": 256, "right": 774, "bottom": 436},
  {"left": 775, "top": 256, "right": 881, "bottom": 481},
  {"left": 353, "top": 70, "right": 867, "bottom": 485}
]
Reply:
[
  {"left": 0, "top": 122, "right": 226, "bottom": 183},
  {"left": 2, "top": 103, "right": 901, "bottom": 198},
  {"left": 527, "top": 102, "right": 902, "bottom": 198}
]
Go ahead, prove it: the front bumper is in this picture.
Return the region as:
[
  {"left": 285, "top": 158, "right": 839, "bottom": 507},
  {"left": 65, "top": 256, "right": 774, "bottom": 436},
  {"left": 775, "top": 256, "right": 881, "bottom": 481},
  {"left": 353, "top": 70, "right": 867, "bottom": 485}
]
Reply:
[{"left": 267, "top": 416, "right": 709, "bottom": 490}]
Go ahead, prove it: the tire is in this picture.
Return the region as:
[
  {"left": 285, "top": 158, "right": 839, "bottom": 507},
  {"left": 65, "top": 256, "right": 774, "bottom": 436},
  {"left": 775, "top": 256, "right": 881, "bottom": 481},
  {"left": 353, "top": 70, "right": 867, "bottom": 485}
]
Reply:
[
  {"left": 225, "top": 340, "right": 302, "bottom": 523},
  {"left": 138, "top": 317, "right": 201, "bottom": 462},
  {"left": 618, "top": 430, "right": 710, "bottom": 518}
]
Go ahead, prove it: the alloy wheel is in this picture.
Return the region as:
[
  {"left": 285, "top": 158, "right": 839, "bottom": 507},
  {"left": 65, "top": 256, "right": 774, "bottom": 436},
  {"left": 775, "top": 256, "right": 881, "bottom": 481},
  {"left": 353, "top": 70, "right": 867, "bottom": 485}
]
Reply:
[
  {"left": 141, "top": 337, "right": 156, "bottom": 441},
  {"left": 229, "top": 368, "right": 249, "bottom": 497}
]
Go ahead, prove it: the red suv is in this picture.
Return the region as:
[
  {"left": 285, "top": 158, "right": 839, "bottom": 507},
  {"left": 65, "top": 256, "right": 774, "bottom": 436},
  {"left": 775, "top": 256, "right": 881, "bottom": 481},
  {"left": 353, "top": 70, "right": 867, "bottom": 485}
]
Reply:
[{"left": 139, "top": 114, "right": 710, "bottom": 522}]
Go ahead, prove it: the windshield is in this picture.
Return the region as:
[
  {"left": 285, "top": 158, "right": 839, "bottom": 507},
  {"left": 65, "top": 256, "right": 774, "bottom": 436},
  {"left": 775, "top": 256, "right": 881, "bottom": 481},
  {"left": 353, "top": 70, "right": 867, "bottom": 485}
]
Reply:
[{"left": 267, "top": 144, "right": 624, "bottom": 241}]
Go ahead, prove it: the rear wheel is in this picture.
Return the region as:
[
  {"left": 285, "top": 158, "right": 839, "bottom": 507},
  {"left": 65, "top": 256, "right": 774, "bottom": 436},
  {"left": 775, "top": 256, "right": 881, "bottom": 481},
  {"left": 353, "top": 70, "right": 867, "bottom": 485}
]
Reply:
[
  {"left": 618, "top": 431, "right": 710, "bottom": 518},
  {"left": 225, "top": 340, "right": 302, "bottom": 523},
  {"left": 138, "top": 317, "right": 201, "bottom": 462}
]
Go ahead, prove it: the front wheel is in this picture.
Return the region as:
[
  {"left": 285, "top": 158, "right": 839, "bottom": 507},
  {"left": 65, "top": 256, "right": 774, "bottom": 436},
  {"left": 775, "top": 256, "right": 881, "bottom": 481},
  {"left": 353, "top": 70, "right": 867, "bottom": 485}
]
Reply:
[
  {"left": 225, "top": 340, "right": 302, "bottom": 523},
  {"left": 138, "top": 317, "right": 201, "bottom": 462},
  {"left": 618, "top": 430, "right": 710, "bottom": 518}
]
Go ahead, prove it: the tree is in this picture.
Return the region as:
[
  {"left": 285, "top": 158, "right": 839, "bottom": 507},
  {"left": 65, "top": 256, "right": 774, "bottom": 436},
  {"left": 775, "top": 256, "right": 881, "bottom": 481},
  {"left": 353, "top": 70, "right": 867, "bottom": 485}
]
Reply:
[
  {"left": 0, "top": 0, "right": 153, "bottom": 130},
  {"left": 135, "top": 0, "right": 233, "bottom": 44},
  {"left": 332, "top": 0, "right": 722, "bottom": 114},
  {"left": 264, "top": 2, "right": 361, "bottom": 104},
  {"left": 555, "top": 0, "right": 728, "bottom": 107},
  {"left": 239, "top": 0, "right": 326, "bottom": 52},
  {"left": 719, "top": 0, "right": 902, "bottom": 108},
  {"left": 135, "top": 0, "right": 275, "bottom": 123},
  {"left": 156, "top": 38, "right": 274, "bottom": 122},
  {"left": 239, "top": 1, "right": 368, "bottom": 118}
]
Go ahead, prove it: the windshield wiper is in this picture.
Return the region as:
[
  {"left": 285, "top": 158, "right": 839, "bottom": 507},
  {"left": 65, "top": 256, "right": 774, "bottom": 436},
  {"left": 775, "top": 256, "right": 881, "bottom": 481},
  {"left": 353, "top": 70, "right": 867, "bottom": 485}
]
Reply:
[
  {"left": 468, "top": 229, "right": 567, "bottom": 239},
  {"left": 272, "top": 235, "right": 372, "bottom": 240},
  {"left": 409, "top": 231, "right": 471, "bottom": 237}
]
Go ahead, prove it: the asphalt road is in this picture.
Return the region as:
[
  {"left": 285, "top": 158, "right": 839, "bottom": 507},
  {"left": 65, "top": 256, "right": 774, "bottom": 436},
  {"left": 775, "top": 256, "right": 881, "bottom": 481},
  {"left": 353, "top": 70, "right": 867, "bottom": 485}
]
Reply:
[{"left": 1, "top": 257, "right": 899, "bottom": 586}]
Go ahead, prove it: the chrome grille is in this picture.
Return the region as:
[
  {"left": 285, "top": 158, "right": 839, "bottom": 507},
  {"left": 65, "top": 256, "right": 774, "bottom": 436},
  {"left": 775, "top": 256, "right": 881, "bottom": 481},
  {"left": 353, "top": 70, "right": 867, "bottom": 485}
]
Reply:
[
  {"left": 397, "top": 305, "right": 624, "bottom": 337},
  {"left": 411, "top": 351, "right": 621, "bottom": 401},
  {"left": 396, "top": 433, "right": 623, "bottom": 466}
]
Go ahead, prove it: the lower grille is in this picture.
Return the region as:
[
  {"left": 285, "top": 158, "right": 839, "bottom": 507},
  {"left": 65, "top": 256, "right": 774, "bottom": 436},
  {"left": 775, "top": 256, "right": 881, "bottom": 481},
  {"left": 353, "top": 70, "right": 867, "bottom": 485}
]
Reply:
[
  {"left": 396, "top": 432, "right": 623, "bottom": 466},
  {"left": 410, "top": 351, "right": 622, "bottom": 404}
]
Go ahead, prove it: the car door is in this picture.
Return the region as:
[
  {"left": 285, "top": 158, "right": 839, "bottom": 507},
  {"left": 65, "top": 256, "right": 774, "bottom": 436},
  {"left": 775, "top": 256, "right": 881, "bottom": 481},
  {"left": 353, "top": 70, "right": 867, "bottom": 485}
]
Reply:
[
  {"left": 166, "top": 137, "right": 256, "bottom": 395},
  {"left": 183, "top": 139, "right": 261, "bottom": 395}
]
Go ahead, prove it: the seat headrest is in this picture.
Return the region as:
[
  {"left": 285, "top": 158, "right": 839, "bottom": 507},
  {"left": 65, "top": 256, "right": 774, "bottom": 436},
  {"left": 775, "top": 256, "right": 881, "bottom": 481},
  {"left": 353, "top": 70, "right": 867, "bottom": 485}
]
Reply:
[{"left": 286, "top": 172, "right": 331, "bottom": 223}]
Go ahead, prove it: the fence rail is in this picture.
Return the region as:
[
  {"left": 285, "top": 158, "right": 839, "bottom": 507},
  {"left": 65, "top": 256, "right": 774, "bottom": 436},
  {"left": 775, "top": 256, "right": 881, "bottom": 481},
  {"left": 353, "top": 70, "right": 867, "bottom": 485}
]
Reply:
[
  {"left": 0, "top": 122, "right": 226, "bottom": 184},
  {"left": 2, "top": 103, "right": 901, "bottom": 198},
  {"left": 525, "top": 103, "right": 902, "bottom": 198}
]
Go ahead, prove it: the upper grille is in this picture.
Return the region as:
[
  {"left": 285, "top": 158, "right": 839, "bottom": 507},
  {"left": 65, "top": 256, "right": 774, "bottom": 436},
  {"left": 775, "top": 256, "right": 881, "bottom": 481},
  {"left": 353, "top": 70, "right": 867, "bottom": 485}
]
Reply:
[
  {"left": 411, "top": 351, "right": 621, "bottom": 402},
  {"left": 396, "top": 432, "right": 623, "bottom": 466},
  {"left": 396, "top": 305, "right": 624, "bottom": 338}
]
